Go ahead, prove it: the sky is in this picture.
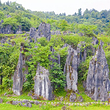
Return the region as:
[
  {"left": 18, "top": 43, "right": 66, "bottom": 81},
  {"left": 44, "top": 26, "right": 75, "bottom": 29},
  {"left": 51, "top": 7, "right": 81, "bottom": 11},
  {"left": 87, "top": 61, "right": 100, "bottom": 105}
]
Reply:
[{"left": 1, "top": 0, "right": 110, "bottom": 15}]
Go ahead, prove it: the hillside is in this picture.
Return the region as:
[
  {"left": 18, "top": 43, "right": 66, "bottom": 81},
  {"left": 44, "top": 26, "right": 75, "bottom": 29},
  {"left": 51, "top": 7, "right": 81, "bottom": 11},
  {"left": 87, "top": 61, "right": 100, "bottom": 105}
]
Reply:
[{"left": 0, "top": 1, "right": 110, "bottom": 110}]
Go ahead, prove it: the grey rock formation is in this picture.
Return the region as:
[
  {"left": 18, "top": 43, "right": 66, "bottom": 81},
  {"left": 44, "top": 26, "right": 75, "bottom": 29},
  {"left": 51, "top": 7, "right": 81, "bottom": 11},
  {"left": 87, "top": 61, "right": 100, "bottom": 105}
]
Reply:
[
  {"left": 25, "top": 102, "right": 32, "bottom": 107},
  {"left": 16, "top": 26, "right": 23, "bottom": 34},
  {"left": 13, "top": 43, "right": 28, "bottom": 95},
  {"left": 30, "top": 27, "right": 37, "bottom": 38},
  {"left": 86, "top": 41, "right": 110, "bottom": 101},
  {"left": 13, "top": 52, "right": 23, "bottom": 95},
  {"left": 34, "top": 63, "right": 53, "bottom": 100},
  {"left": 6, "top": 15, "right": 11, "bottom": 18},
  {"left": 55, "top": 30, "right": 61, "bottom": 35},
  {"left": 77, "top": 96, "right": 83, "bottom": 102},
  {"left": 78, "top": 33, "right": 84, "bottom": 36},
  {"left": 64, "top": 46, "right": 78, "bottom": 92},
  {"left": 12, "top": 101, "right": 22, "bottom": 105},
  {"left": 91, "top": 37, "right": 99, "bottom": 55},
  {"left": 51, "top": 31, "right": 55, "bottom": 35},
  {"left": 29, "top": 22, "right": 51, "bottom": 42},
  {"left": 77, "top": 41, "right": 87, "bottom": 66},
  {"left": 69, "top": 93, "right": 77, "bottom": 102},
  {"left": 0, "top": 37, "right": 8, "bottom": 44},
  {"left": 38, "top": 22, "right": 51, "bottom": 41},
  {"left": 0, "top": 25, "right": 13, "bottom": 34},
  {"left": 63, "top": 31, "right": 67, "bottom": 35}
]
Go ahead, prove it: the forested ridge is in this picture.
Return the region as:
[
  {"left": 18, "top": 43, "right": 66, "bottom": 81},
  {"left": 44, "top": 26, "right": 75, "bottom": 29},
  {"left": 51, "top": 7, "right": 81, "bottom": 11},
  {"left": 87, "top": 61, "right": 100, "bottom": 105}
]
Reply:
[{"left": 0, "top": 1, "right": 110, "bottom": 34}]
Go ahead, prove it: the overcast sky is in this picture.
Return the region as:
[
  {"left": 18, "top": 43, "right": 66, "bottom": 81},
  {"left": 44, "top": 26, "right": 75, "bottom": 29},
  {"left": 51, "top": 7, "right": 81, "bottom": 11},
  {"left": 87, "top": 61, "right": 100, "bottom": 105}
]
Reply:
[{"left": 1, "top": 0, "right": 110, "bottom": 15}]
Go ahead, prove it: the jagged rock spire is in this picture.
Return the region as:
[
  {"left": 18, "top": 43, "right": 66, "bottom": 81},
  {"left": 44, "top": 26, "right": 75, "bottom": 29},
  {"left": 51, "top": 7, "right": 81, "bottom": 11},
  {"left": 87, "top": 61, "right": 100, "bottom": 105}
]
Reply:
[{"left": 86, "top": 41, "right": 110, "bottom": 101}]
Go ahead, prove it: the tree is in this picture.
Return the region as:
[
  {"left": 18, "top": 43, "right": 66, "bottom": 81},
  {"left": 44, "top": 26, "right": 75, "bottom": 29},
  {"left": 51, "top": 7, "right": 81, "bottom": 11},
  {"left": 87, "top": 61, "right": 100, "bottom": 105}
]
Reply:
[
  {"left": 78, "top": 24, "right": 97, "bottom": 37},
  {"left": 49, "top": 62, "right": 66, "bottom": 91},
  {"left": 0, "top": 11, "right": 4, "bottom": 20},
  {"left": 78, "top": 8, "right": 82, "bottom": 17},
  {"left": 58, "top": 20, "right": 69, "bottom": 31}
]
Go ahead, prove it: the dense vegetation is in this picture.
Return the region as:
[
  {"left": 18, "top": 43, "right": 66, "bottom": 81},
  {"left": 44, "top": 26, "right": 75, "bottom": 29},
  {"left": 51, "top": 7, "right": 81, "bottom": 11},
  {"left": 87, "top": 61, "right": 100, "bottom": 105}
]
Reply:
[{"left": 0, "top": 1, "right": 110, "bottom": 35}]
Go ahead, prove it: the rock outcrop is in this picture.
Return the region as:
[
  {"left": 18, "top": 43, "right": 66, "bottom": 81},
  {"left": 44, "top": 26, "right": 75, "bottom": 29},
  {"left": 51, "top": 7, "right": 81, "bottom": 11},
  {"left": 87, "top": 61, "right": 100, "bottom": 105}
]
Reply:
[
  {"left": 55, "top": 30, "right": 61, "bottom": 35},
  {"left": 38, "top": 22, "right": 51, "bottom": 41},
  {"left": 34, "top": 63, "right": 53, "bottom": 100},
  {"left": 30, "top": 22, "right": 51, "bottom": 42},
  {"left": 13, "top": 43, "right": 28, "bottom": 95},
  {"left": 91, "top": 37, "right": 99, "bottom": 55},
  {"left": 0, "top": 24, "right": 13, "bottom": 34},
  {"left": 16, "top": 26, "right": 23, "bottom": 34},
  {"left": 69, "top": 93, "right": 77, "bottom": 102},
  {"left": 64, "top": 46, "right": 78, "bottom": 92},
  {"left": 77, "top": 42, "right": 87, "bottom": 66},
  {"left": 86, "top": 41, "right": 110, "bottom": 101}
]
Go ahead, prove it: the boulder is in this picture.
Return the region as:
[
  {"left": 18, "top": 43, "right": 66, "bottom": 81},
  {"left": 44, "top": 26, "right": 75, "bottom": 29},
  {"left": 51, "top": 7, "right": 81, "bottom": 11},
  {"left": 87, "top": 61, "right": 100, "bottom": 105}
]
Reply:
[
  {"left": 12, "top": 101, "right": 22, "bottom": 105},
  {"left": 55, "top": 30, "right": 61, "bottom": 35},
  {"left": 34, "top": 101, "right": 40, "bottom": 105},
  {"left": 64, "top": 46, "right": 78, "bottom": 92},
  {"left": 34, "top": 63, "right": 53, "bottom": 100},
  {"left": 69, "top": 93, "right": 77, "bottom": 102},
  {"left": 77, "top": 96, "right": 83, "bottom": 102},
  {"left": 24, "top": 102, "right": 32, "bottom": 107},
  {"left": 86, "top": 41, "right": 110, "bottom": 101}
]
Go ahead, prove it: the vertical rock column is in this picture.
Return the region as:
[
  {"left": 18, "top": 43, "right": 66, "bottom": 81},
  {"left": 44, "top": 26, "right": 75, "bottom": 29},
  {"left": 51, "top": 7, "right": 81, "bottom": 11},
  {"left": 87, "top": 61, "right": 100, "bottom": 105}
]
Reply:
[
  {"left": 13, "top": 43, "right": 28, "bottom": 95},
  {"left": 64, "top": 46, "right": 78, "bottom": 92},
  {"left": 34, "top": 63, "right": 53, "bottom": 100},
  {"left": 86, "top": 41, "right": 110, "bottom": 101}
]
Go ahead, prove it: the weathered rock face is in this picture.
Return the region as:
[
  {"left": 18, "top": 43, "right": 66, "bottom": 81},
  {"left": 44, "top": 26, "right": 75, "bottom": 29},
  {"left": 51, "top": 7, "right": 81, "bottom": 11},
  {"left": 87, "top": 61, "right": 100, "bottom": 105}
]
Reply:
[
  {"left": 91, "top": 37, "right": 99, "bottom": 55},
  {"left": 38, "top": 22, "right": 51, "bottom": 41},
  {"left": 13, "top": 43, "right": 28, "bottom": 95},
  {"left": 30, "top": 27, "right": 36, "bottom": 38},
  {"left": 64, "top": 46, "right": 78, "bottom": 92},
  {"left": 34, "top": 63, "right": 53, "bottom": 100},
  {"left": 77, "top": 42, "right": 87, "bottom": 66},
  {"left": 13, "top": 52, "right": 23, "bottom": 95},
  {"left": 29, "top": 22, "right": 51, "bottom": 42},
  {"left": 86, "top": 41, "right": 110, "bottom": 101},
  {"left": 0, "top": 20, "right": 21, "bottom": 34},
  {"left": 16, "top": 26, "right": 23, "bottom": 34},
  {"left": 0, "top": 25, "right": 13, "bottom": 34}
]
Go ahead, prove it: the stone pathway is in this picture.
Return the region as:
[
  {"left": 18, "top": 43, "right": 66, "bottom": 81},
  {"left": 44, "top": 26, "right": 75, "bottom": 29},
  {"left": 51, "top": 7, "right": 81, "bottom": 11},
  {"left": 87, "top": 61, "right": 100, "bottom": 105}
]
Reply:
[{"left": 4, "top": 97, "right": 109, "bottom": 106}]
